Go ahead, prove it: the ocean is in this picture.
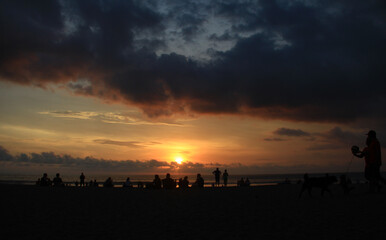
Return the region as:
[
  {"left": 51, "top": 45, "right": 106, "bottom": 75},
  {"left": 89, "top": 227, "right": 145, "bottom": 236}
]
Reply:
[{"left": 0, "top": 172, "right": 378, "bottom": 187}]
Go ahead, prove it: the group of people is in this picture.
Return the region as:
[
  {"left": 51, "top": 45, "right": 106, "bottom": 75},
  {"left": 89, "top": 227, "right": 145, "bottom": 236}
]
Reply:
[
  {"left": 36, "top": 173, "right": 65, "bottom": 187},
  {"left": 212, "top": 168, "right": 229, "bottom": 187}
]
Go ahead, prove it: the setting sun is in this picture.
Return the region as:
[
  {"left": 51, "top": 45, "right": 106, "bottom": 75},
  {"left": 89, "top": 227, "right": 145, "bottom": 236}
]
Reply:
[{"left": 175, "top": 157, "right": 183, "bottom": 164}]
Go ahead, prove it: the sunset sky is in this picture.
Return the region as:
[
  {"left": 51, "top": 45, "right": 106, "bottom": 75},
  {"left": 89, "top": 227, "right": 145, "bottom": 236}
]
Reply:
[{"left": 0, "top": 0, "right": 385, "bottom": 175}]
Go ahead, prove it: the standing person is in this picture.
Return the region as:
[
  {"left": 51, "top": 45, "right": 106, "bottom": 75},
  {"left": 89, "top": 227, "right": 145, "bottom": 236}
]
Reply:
[
  {"left": 80, "top": 172, "right": 85, "bottom": 187},
  {"left": 352, "top": 130, "right": 382, "bottom": 192},
  {"left": 222, "top": 169, "right": 229, "bottom": 187},
  {"left": 212, "top": 168, "right": 221, "bottom": 187}
]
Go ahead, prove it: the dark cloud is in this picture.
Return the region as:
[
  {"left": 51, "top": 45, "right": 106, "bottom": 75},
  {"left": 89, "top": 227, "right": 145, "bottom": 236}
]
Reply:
[
  {"left": 93, "top": 139, "right": 144, "bottom": 148},
  {"left": 264, "top": 138, "right": 286, "bottom": 142},
  {"left": 1, "top": 0, "right": 385, "bottom": 123},
  {"left": 274, "top": 128, "right": 311, "bottom": 137}
]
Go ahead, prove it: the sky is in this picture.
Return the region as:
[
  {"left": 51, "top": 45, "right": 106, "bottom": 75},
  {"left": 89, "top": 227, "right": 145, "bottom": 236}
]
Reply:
[{"left": 0, "top": 0, "right": 385, "bottom": 175}]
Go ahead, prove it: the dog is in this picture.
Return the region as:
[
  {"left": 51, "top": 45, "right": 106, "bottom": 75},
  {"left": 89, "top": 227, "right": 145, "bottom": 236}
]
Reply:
[{"left": 299, "top": 174, "right": 337, "bottom": 198}]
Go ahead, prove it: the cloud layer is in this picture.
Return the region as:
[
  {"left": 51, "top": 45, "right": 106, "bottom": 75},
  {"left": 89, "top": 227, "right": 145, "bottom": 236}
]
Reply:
[{"left": 1, "top": 0, "right": 385, "bottom": 122}]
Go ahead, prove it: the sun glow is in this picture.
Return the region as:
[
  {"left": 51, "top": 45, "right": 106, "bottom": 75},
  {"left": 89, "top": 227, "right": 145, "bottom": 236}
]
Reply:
[{"left": 175, "top": 157, "right": 183, "bottom": 164}]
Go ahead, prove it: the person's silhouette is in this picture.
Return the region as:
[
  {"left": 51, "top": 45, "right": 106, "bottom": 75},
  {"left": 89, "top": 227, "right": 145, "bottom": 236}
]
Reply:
[
  {"left": 222, "top": 169, "right": 229, "bottom": 187},
  {"left": 162, "top": 173, "right": 176, "bottom": 189},
  {"left": 123, "top": 177, "right": 133, "bottom": 188},
  {"left": 180, "top": 176, "right": 189, "bottom": 188},
  {"left": 80, "top": 172, "right": 85, "bottom": 187},
  {"left": 194, "top": 173, "right": 204, "bottom": 188},
  {"left": 352, "top": 130, "right": 382, "bottom": 192},
  {"left": 104, "top": 177, "right": 113, "bottom": 187},
  {"left": 40, "top": 173, "right": 51, "bottom": 186},
  {"left": 212, "top": 168, "right": 221, "bottom": 187},
  {"left": 153, "top": 175, "right": 162, "bottom": 189},
  {"left": 53, "top": 173, "right": 64, "bottom": 187}
]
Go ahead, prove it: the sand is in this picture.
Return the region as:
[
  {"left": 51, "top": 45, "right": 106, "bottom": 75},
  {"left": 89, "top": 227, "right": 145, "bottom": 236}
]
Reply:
[{"left": 1, "top": 183, "right": 386, "bottom": 240}]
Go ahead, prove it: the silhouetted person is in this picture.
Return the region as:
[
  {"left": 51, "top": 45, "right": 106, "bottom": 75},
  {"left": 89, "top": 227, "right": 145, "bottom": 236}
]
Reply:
[
  {"left": 80, "top": 172, "right": 85, "bottom": 187},
  {"left": 123, "top": 177, "right": 133, "bottom": 188},
  {"left": 153, "top": 175, "right": 162, "bottom": 189},
  {"left": 245, "top": 178, "right": 250, "bottom": 187},
  {"left": 36, "top": 178, "right": 41, "bottom": 186},
  {"left": 75, "top": 181, "right": 79, "bottom": 187},
  {"left": 40, "top": 173, "right": 51, "bottom": 186},
  {"left": 194, "top": 174, "right": 204, "bottom": 188},
  {"left": 93, "top": 180, "right": 98, "bottom": 187},
  {"left": 222, "top": 169, "right": 229, "bottom": 187},
  {"left": 104, "top": 177, "right": 113, "bottom": 188},
  {"left": 352, "top": 130, "right": 382, "bottom": 192},
  {"left": 180, "top": 176, "right": 189, "bottom": 189},
  {"left": 89, "top": 180, "right": 93, "bottom": 187},
  {"left": 212, "top": 168, "right": 221, "bottom": 187},
  {"left": 162, "top": 173, "right": 176, "bottom": 189},
  {"left": 237, "top": 178, "right": 245, "bottom": 187},
  {"left": 53, "top": 173, "right": 64, "bottom": 187}
]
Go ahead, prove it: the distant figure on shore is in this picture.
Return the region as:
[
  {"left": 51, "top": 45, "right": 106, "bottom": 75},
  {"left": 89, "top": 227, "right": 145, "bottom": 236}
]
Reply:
[
  {"left": 340, "top": 174, "right": 354, "bottom": 195},
  {"left": 352, "top": 130, "right": 382, "bottom": 193},
  {"left": 222, "top": 169, "right": 229, "bottom": 187},
  {"left": 93, "top": 180, "right": 98, "bottom": 187},
  {"left": 80, "top": 172, "right": 85, "bottom": 187},
  {"left": 53, "top": 173, "right": 64, "bottom": 187},
  {"left": 245, "top": 178, "right": 250, "bottom": 187},
  {"left": 180, "top": 176, "right": 189, "bottom": 189},
  {"left": 162, "top": 173, "right": 176, "bottom": 189},
  {"left": 75, "top": 181, "right": 79, "bottom": 187},
  {"left": 237, "top": 178, "right": 245, "bottom": 187},
  {"left": 193, "top": 173, "right": 204, "bottom": 188},
  {"left": 153, "top": 175, "right": 162, "bottom": 189},
  {"left": 123, "top": 177, "right": 133, "bottom": 188},
  {"left": 212, "top": 168, "right": 221, "bottom": 187},
  {"left": 40, "top": 173, "right": 51, "bottom": 186},
  {"left": 104, "top": 177, "right": 113, "bottom": 188}
]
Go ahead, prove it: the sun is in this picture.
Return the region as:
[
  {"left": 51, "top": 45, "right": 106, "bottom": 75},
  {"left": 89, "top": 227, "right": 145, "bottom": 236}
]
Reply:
[{"left": 175, "top": 157, "right": 183, "bottom": 164}]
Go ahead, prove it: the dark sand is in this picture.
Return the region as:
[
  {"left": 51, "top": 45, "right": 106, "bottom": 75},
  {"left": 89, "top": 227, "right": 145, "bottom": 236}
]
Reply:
[{"left": 2, "top": 183, "right": 386, "bottom": 240}]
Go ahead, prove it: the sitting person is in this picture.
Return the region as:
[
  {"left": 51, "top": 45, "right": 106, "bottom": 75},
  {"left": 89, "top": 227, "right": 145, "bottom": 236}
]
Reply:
[
  {"left": 123, "top": 177, "right": 133, "bottom": 188},
  {"left": 153, "top": 175, "right": 162, "bottom": 189},
  {"left": 179, "top": 176, "right": 189, "bottom": 189},
  {"left": 53, "top": 173, "right": 64, "bottom": 187},
  {"left": 193, "top": 174, "right": 204, "bottom": 188},
  {"left": 245, "top": 178, "right": 250, "bottom": 187},
  {"left": 103, "top": 177, "right": 114, "bottom": 188},
  {"left": 40, "top": 173, "right": 51, "bottom": 186},
  {"left": 162, "top": 173, "right": 176, "bottom": 189},
  {"left": 237, "top": 178, "right": 245, "bottom": 187}
]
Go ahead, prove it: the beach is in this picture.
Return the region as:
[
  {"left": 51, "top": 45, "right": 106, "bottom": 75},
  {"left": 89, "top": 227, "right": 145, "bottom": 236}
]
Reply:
[{"left": 1, "top": 183, "right": 386, "bottom": 240}]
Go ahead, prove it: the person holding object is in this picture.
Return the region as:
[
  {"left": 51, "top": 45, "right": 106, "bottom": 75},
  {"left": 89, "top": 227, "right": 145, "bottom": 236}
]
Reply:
[{"left": 352, "top": 130, "right": 382, "bottom": 193}]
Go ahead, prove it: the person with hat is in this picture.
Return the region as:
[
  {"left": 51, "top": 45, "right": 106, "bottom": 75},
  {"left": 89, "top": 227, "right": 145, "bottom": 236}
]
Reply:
[{"left": 352, "top": 130, "right": 382, "bottom": 192}]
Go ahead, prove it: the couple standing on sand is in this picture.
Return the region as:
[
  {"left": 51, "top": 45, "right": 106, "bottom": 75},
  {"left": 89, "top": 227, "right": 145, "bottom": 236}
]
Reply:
[{"left": 212, "top": 168, "right": 229, "bottom": 187}]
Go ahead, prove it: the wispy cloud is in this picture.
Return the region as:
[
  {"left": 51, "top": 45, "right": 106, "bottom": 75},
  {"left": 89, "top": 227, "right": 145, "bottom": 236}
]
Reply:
[
  {"left": 93, "top": 139, "right": 157, "bottom": 148},
  {"left": 273, "top": 128, "right": 311, "bottom": 137},
  {"left": 39, "top": 111, "right": 186, "bottom": 126}
]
